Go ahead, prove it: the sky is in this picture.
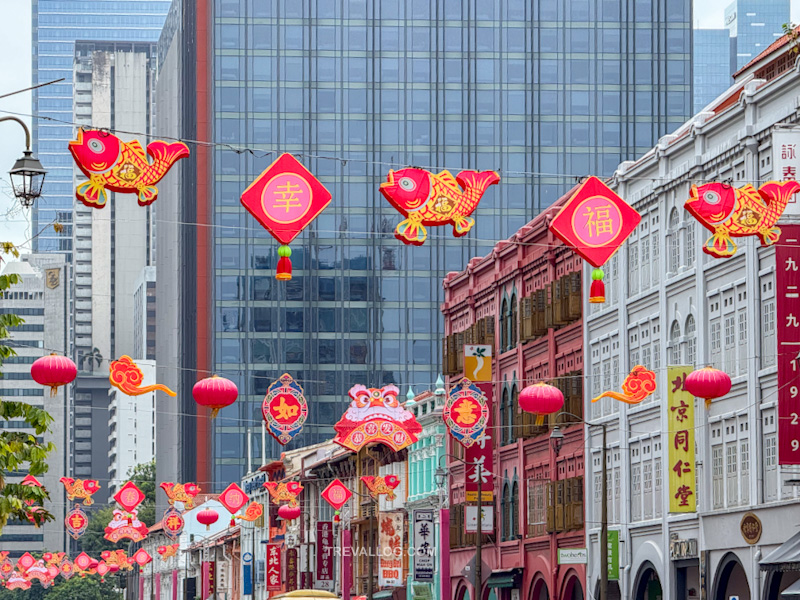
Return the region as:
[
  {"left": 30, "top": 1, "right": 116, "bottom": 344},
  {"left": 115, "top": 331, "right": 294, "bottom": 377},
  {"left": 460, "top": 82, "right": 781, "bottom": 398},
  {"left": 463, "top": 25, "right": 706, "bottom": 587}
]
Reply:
[{"left": 0, "top": 0, "right": 798, "bottom": 250}]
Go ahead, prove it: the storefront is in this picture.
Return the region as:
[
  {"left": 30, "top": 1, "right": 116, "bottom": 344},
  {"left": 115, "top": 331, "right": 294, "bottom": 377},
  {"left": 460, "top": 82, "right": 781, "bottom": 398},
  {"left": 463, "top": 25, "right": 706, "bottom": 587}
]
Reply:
[{"left": 761, "top": 530, "right": 800, "bottom": 600}]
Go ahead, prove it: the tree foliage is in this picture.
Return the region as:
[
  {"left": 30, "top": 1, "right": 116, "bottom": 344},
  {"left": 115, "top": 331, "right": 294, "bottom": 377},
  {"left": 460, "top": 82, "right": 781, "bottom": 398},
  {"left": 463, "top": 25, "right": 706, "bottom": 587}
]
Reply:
[{"left": 0, "top": 245, "right": 55, "bottom": 531}]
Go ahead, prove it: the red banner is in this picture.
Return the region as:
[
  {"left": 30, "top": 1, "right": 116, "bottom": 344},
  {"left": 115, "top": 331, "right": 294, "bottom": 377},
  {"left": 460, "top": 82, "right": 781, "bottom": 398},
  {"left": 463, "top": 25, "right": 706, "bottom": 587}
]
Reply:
[
  {"left": 778, "top": 225, "right": 800, "bottom": 464},
  {"left": 465, "top": 382, "right": 494, "bottom": 502},
  {"left": 286, "top": 549, "right": 298, "bottom": 592},
  {"left": 266, "top": 544, "right": 282, "bottom": 592},
  {"left": 316, "top": 521, "right": 334, "bottom": 582}
]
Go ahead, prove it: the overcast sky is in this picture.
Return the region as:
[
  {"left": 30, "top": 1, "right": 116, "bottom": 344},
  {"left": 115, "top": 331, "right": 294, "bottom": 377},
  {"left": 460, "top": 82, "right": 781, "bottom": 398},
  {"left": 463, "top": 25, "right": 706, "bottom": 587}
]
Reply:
[{"left": 0, "top": 1, "right": 798, "bottom": 250}]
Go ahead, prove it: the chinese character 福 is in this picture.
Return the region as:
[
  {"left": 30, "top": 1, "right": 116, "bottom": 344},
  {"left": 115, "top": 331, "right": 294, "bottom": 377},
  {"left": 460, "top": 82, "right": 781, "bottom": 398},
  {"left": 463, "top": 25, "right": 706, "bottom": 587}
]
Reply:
[{"left": 583, "top": 204, "right": 614, "bottom": 237}]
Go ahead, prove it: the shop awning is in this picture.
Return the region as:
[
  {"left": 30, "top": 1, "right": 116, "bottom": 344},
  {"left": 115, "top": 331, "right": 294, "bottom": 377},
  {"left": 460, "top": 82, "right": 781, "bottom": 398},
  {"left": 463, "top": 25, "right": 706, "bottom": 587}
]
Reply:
[
  {"left": 782, "top": 579, "right": 800, "bottom": 598},
  {"left": 761, "top": 531, "right": 800, "bottom": 572},
  {"left": 486, "top": 568, "right": 522, "bottom": 588},
  {"left": 373, "top": 591, "right": 394, "bottom": 600}
]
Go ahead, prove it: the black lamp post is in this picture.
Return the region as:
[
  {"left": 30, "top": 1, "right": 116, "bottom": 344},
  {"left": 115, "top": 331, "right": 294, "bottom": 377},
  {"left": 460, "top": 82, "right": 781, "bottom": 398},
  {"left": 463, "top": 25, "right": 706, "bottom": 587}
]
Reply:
[{"left": 1, "top": 116, "right": 47, "bottom": 208}]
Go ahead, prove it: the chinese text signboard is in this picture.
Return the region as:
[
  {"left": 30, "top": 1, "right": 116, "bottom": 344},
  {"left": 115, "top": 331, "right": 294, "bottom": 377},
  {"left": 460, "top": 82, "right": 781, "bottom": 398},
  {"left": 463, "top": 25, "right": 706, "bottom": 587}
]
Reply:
[
  {"left": 777, "top": 225, "right": 800, "bottom": 464},
  {"left": 607, "top": 530, "right": 620, "bottom": 580},
  {"left": 773, "top": 130, "right": 800, "bottom": 217},
  {"left": 465, "top": 382, "right": 494, "bottom": 503},
  {"left": 286, "top": 548, "right": 298, "bottom": 592},
  {"left": 379, "top": 512, "right": 404, "bottom": 587},
  {"left": 413, "top": 510, "right": 435, "bottom": 582},
  {"left": 316, "top": 521, "right": 334, "bottom": 583},
  {"left": 668, "top": 366, "right": 696, "bottom": 513},
  {"left": 265, "top": 544, "right": 281, "bottom": 592}
]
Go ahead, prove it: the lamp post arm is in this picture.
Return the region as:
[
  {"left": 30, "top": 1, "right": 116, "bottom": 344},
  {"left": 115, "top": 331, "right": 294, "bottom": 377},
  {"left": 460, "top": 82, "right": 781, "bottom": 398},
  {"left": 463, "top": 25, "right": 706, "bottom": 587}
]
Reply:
[{"left": 0, "top": 116, "right": 31, "bottom": 150}]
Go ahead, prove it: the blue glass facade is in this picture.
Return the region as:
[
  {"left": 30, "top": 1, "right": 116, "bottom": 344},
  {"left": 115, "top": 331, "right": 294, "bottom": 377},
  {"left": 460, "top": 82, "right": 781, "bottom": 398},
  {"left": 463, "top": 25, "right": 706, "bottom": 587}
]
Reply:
[
  {"left": 203, "top": 0, "right": 693, "bottom": 487},
  {"left": 31, "top": 0, "right": 171, "bottom": 256},
  {"left": 693, "top": 29, "right": 732, "bottom": 113},
  {"left": 725, "top": 0, "right": 790, "bottom": 71}
]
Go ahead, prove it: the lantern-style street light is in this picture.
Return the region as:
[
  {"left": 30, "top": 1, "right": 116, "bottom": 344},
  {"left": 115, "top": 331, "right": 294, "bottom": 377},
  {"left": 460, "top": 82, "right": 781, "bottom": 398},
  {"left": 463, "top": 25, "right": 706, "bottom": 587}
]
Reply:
[{"left": 1, "top": 116, "right": 47, "bottom": 208}]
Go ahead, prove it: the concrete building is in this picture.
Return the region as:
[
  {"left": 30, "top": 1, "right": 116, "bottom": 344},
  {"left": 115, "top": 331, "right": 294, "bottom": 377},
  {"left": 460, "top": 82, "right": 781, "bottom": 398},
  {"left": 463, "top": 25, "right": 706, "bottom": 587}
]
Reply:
[
  {"left": 0, "top": 254, "right": 69, "bottom": 555},
  {"left": 70, "top": 41, "right": 159, "bottom": 500},
  {"left": 405, "top": 383, "right": 447, "bottom": 600},
  {"left": 154, "top": 0, "right": 693, "bottom": 493},
  {"left": 107, "top": 360, "right": 157, "bottom": 496},
  {"left": 441, "top": 192, "right": 586, "bottom": 600},
  {"left": 583, "top": 27, "right": 800, "bottom": 600}
]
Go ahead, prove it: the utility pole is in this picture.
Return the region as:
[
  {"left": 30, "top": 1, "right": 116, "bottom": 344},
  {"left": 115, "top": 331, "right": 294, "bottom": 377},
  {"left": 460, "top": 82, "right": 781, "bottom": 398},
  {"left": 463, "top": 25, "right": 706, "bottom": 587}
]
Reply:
[
  {"left": 367, "top": 495, "right": 376, "bottom": 600},
  {"left": 600, "top": 424, "right": 608, "bottom": 600},
  {"left": 475, "top": 461, "right": 482, "bottom": 600}
]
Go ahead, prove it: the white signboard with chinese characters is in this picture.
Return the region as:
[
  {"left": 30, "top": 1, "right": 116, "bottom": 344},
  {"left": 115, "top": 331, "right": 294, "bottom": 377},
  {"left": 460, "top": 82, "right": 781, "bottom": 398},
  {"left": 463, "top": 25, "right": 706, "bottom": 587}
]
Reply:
[
  {"left": 413, "top": 510, "right": 435, "bottom": 582},
  {"left": 464, "top": 506, "right": 494, "bottom": 533},
  {"left": 773, "top": 128, "right": 800, "bottom": 217}
]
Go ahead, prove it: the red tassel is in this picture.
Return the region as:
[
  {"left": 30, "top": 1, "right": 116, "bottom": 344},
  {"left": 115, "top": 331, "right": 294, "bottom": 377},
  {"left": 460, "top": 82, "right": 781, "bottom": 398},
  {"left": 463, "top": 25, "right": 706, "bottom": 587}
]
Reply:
[
  {"left": 589, "top": 279, "right": 605, "bottom": 303},
  {"left": 276, "top": 256, "right": 292, "bottom": 281}
]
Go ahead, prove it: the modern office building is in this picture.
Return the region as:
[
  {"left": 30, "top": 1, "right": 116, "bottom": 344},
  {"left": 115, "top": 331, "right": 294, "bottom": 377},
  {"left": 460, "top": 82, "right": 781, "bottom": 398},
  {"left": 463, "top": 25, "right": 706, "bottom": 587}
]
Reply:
[
  {"left": 583, "top": 31, "right": 800, "bottom": 600},
  {"left": 0, "top": 254, "right": 70, "bottom": 555},
  {"left": 69, "top": 41, "right": 160, "bottom": 502},
  {"left": 693, "top": 29, "right": 733, "bottom": 113},
  {"left": 725, "top": 0, "right": 790, "bottom": 71},
  {"left": 154, "top": 0, "right": 692, "bottom": 488},
  {"left": 31, "top": 0, "right": 171, "bottom": 257}
]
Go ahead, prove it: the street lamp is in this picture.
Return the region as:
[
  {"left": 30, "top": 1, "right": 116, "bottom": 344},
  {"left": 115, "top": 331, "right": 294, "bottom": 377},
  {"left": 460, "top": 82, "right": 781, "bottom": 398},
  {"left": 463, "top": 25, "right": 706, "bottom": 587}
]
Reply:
[
  {"left": 549, "top": 425, "right": 565, "bottom": 455},
  {"left": 553, "top": 411, "right": 608, "bottom": 600},
  {"left": 1, "top": 116, "right": 47, "bottom": 208}
]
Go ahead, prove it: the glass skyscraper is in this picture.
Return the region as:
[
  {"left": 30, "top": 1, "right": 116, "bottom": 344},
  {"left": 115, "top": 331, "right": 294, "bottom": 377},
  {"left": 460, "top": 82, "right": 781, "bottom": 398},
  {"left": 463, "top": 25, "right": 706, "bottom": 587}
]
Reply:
[
  {"left": 169, "top": 0, "right": 692, "bottom": 486},
  {"left": 725, "top": 0, "right": 790, "bottom": 71},
  {"left": 693, "top": 29, "right": 732, "bottom": 113},
  {"left": 31, "top": 0, "right": 171, "bottom": 256}
]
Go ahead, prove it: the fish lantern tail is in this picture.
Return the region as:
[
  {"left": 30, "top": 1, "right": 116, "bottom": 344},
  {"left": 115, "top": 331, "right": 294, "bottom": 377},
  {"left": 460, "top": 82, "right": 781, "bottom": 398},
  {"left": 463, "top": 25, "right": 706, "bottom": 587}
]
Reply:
[
  {"left": 535, "top": 414, "right": 545, "bottom": 426},
  {"left": 276, "top": 245, "right": 292, "bottom": 281},
  {"left": 589, "top": 268, "right": 605, "bottom": 304}
]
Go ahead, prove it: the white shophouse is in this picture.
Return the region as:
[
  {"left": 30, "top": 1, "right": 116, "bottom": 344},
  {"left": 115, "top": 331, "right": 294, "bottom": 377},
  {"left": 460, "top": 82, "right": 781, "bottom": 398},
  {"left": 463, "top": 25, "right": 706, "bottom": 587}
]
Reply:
[{"left": 584, "top": 29, "right": 800, "bottom": 600}]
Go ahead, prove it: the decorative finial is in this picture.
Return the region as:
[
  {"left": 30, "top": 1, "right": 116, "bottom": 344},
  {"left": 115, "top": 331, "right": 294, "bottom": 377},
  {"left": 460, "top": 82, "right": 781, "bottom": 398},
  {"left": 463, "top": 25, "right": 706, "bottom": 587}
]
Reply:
[
  {"left": 434, "top": 375, "right": 445, "bottom": 396},
  {"left": 406, "top": 387, "right": 416, "bottom": 405}
]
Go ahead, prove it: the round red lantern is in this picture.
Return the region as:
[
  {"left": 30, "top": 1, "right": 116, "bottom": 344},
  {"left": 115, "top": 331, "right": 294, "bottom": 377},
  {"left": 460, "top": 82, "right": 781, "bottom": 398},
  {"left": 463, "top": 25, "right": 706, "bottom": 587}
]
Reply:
[
  {"left": 30, "top": 354, "right": 77, "bottom": 397},
  {"left": 684, "top": 367, "right": 732, "bottom": 408},
  {"left": 519, "top": 382, "right": 565, "bottom": 426},
  {"left": 278, "top": 504, "right": 301, "bottom": 522},
  {"left": 192, "top": 375, "right": 238, "bottom": 418},
  {"left": 196, "top": 508, "right": 219, "bottom": 530}
]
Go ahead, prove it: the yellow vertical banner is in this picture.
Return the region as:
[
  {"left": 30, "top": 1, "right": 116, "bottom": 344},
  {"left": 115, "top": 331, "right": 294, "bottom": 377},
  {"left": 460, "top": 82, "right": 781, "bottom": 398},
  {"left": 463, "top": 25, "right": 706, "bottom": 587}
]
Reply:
[
  {"left": 464, "top": 344, "right": 492, "bottom": 382},
  {"left": 668, "top": 366, "right": 696, "bottom": 513}
]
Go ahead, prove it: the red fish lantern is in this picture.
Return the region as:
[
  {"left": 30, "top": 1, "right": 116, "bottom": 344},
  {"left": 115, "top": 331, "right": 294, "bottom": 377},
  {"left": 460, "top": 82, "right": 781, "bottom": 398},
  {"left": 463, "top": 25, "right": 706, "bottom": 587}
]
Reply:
[
  {"left": 591, "top": 366, "right": 657, "bottom": 405},
  {"left": 379, "top": 168, "right": 500, "bottom": 245},
  {"left": 110, "top": 355, "right": 176, "bottom": 396},
  {"left": 60, "top": 477, "right": 101, "bottom": 505},
  {"left": 549, "top": 176, "right": 642, "bottom": 304},
  {"left": 196, "top": 508, "right": 219, "bottom": 530},
  {"left": 160, "top": 481, "right": 201, "bottom": 509},
  {"left": 263, "top": 481, "right": 304, "bottom": 507},
  {"left": 30, "top": 354, "right": 77, "bottom": 396},
  {"left": 361, "top": 475, "right": 401, "bottom": 500},
  {"left": 519, "top": 382, "right": 564, "bottom": 426},
  {"left": 684, "top": 366, "right": 732, "bottom": 408},
  {"left": 241, "top": 153, "right": 332, "bottom": 281},
  {"left": 684, "top": 181, "right": 800, "bottom": 258},
  {"left": 277, "top": 504, "right": 301, "bottom": 522},
  {"left": 69, "top": 129, "right": 189, "bottom": 208},
  {"left": 192, "top": 375, "right": 238, "bottom": 418}
]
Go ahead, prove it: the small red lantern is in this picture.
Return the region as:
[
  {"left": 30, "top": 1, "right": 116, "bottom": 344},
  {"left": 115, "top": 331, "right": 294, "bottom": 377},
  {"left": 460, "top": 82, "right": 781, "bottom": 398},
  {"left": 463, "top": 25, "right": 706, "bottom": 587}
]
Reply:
[
  {"left": 192, "top": 375, "right": 238, "bottom": 418},
  {"left": 519, "top": 382, "right": 564, "bottom": 426},
  {"left": 684, "top": 367, "right": 732, "bottom": 409},
  {"left": 196, "top": 508, "right": 219, "bottom": 530},
  {"left": 278, "top": 504, "right": 301, "bottom": 522},
  {"left": 31, "top": 354, "right": 77, "bottom": 397}
]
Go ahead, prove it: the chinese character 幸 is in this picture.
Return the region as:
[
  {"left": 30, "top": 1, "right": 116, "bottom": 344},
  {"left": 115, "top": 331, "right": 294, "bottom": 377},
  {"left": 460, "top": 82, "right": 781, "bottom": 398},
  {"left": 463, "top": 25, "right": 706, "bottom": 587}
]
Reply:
[{"left": 272, "top": 180, "right": 304, "bottom": 212}]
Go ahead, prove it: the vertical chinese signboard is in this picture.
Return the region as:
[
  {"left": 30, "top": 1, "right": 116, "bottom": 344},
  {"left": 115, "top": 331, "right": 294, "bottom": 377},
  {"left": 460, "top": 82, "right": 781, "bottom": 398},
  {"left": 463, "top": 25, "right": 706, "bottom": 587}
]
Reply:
[
  {"left": 378, "top": 511, "right": 404, "bottom": 587},
  {"left": 265, "top": 544, "right": 281, "bottom": 592},
  {"left": 777, "top": 225, "right": 800, "bottom": 464},
  {"left": 465, "top": 382, "right": 494, "bottom": 503},
  {"left": 773, "top": 130, "right": 800, "bottom": 217},
  {"left": 413, "top": 510, "right": 435, "bottom": 582},
  {"left": 316, "top": 521, "right": 334, "bottom": 588},
  {"left": 607, "top": 530, "right": 620, "bottom": 581},
  {"left": 286, "top": 548, "right": 298, "bottom": 592},
  {"left": 668, "top": 367, "right": 696, "bottom": 513}
]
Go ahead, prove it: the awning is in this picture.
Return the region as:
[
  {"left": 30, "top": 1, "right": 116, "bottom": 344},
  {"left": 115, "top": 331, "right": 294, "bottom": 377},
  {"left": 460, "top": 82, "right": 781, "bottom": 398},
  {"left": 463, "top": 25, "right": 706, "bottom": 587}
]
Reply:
[
  {"left": 486, "top": 568, "right": 522, "bottom": 589},
  {"left": 373, "top": 591, "right": 394, "bottom": 600},
  {"left": 782, "top": 579, "right": 800, "bottom": 598},
  {"left": 761, "top": 531, "right": 800, "bottom": 572}
]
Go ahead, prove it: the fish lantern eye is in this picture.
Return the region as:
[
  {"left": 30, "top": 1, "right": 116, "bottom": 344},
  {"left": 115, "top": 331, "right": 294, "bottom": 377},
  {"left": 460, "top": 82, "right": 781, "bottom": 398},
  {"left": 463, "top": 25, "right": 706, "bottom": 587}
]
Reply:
[
  {"left": 703, "top": 190, "right": 721, "bottom": 204},
  {"left": 88, "top": 138, "right": 105, "bottom": 154},
  {"left": 399, "top": 177, "right": 416, "bottom": 191}
]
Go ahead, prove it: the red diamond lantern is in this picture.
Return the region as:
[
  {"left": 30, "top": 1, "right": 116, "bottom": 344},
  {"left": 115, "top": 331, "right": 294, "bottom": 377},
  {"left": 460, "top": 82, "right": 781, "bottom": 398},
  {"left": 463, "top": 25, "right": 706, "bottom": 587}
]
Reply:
[
  {"left": 218, "top": 483, "right": 249, "bottom": 514},
  {"left": 549, "top": 176, "right": 641, "bottom": 268},
  {"left": 132, "top": 549, "right": 152, "bottom": 567},
  {"left": 240, "top": 153, "right": 332, "bottom": 281},
  {"left": 114, "top": 481, "right": 146, "bottom": 512},
  {"left": 73, "top": 553, "right": 92, "bottom": 572},
  {"left": 321, "top": 478, "right": 352, "bottom": 511},
  {"left": 16, "top": 553, "right": 35, "bottom": 572}
]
